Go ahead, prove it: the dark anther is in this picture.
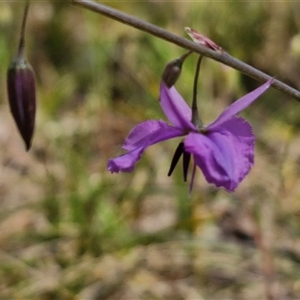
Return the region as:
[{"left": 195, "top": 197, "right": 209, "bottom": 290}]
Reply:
[
  {"left": 168, "top": 142, "right": 184, "bottom": 177},
  {"left": 183, "top": 151, "right": 191, "bottom": 182}
]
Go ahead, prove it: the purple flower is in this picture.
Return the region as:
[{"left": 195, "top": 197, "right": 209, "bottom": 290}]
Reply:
[{"left": 107, "top": 79, "right": 273, "bottom": 192}]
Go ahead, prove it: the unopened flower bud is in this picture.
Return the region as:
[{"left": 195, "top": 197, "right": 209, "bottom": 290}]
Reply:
[
  {"left": 185, "top": 27, "right": 222, "bottom": 52},
  {"left": 7, "top": 1, "right": 36, "bottom": 151},
  {"left": 7, "top": 54, "right": 36, "bottom": 150},
  {"left": 162, "top": 51, "right": 191, "bottom": 87}
]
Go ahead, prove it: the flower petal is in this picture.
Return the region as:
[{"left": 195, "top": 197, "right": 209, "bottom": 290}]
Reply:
[
  {"left": 108, "top": 119, "right": 185, "bottom": 173},
  {"left": 184, "top": 117, "right": 254, "bottom": 191},
  {"left": 123, "top": 119, "right": 185, "bottom": 151},
  {"left": 207, "top": 79, "right": 273, "bottom": 131},
  {"left": 107, "top": 146, "right": 144, "bottom": 173},
  {"left": 159, "top": 82, "right": 196, "bottom": 131}
]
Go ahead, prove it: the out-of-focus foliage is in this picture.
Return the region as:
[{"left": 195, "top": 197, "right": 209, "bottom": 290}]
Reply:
[{"left": 1, "top": 1, "right": 300, "bottom": 299}]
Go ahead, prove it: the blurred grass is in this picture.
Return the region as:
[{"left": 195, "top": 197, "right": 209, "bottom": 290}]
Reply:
[{"left": 1, "top": 1, "right": 300, "bottom": 299}]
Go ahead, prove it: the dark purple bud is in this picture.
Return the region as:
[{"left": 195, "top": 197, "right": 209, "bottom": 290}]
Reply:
[
  {"left": 7, "top": 55, "right": 36, "bottom": 151},
  {"left": 162, "top": 51, "right": 191, "bottom": 87},
  {"left": 7, "top": 1, "right": 36, "bottom": 151}
]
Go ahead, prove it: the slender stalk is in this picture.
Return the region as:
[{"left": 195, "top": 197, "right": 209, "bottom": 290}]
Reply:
[
  {"left": 191, "top": 55, "right": 203, "bottom": 127},
  {"left": 18, "top": 0, "right": 30, "bottom": 57},
  {"left": 72, "top": 0, "right": 300, "bottom": 102},
  {"left": 253, "top": 218, "right": 276, "bottom": 300}
]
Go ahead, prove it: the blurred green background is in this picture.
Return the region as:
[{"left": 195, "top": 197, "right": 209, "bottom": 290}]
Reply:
[{"left": 1, "top": 1, "right": 300, "bottom": 299}]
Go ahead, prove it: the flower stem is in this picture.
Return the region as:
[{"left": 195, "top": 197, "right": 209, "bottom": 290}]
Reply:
[
  {"left": 18, "top": 0, "right": 30, "bottom": 58},
  {"left": 72, "top": 0, "right": 300, "bottom": 102},
  {"left": 252, "top": 214, "right": 276, "bottom": 300},
  {"left": 191, "top": 55, "right": 203, "bottom": 127}
]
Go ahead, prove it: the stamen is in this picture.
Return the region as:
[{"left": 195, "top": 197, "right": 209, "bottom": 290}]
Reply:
[
  {"left": 168, "top": 142, "right": 184, "bottom": 176},
  {"left": 183, "top": 151, "right": 191, "bottom": 182},
  {"left": 188, "top": 163, "right": 197, "bottom": 197}
]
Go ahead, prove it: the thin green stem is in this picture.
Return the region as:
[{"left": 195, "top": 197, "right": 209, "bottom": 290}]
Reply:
[
  {"left": 72, "top": 0, "right": 300, "bottom": 102},
  {"left": 18, "top": 0, "right": 30, "bottom": 56},
  {"left": 191, "top": 55, "right": 203, "bottom": 127}
]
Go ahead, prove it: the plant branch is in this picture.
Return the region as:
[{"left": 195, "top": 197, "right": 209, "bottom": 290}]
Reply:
[{"left": 72, "top": 0, "right": 300, "bottom": 102}]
